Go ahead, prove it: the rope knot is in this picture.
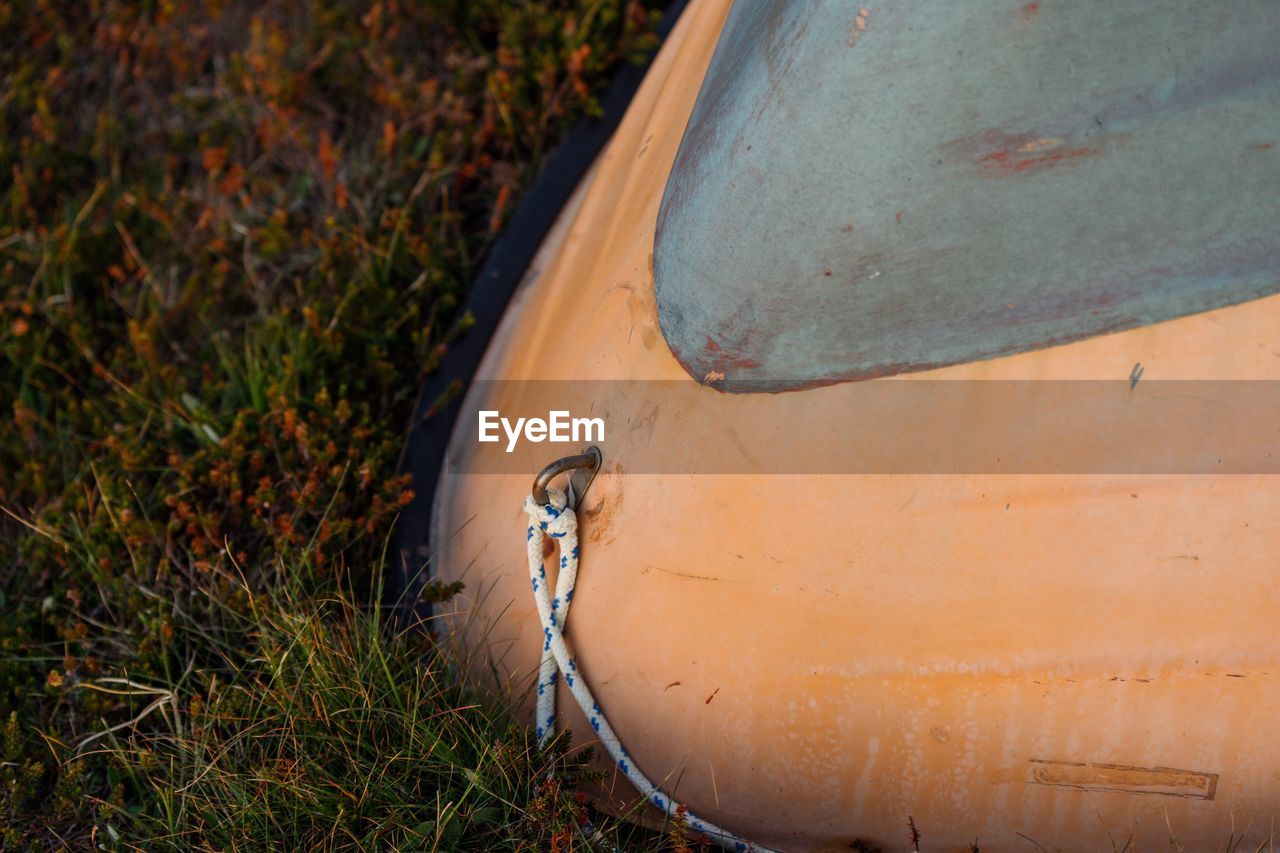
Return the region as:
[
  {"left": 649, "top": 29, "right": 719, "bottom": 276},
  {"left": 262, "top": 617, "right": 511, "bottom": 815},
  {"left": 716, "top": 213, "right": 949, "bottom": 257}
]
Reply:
[{"left": 524, "top": 487, "right": 578, "bottom": 539}]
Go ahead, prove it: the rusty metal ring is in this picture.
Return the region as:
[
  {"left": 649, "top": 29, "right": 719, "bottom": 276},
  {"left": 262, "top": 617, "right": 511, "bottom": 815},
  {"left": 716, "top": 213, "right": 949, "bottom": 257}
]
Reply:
[{"left": 531, "top": 445, "right": 602, "bottom": 508}]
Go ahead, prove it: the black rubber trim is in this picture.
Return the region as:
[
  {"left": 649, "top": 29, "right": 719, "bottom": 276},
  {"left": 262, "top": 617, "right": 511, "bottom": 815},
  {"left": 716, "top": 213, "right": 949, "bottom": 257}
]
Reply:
[{"left": 391, "top": 1, "right": 690, "bottom": 614}]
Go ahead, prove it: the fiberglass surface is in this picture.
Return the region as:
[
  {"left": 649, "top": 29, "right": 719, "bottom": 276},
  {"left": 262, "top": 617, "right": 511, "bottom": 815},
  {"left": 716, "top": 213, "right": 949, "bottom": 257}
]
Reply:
[{"left": 654, "top": 0, "right": 1280, "bottom": 392}]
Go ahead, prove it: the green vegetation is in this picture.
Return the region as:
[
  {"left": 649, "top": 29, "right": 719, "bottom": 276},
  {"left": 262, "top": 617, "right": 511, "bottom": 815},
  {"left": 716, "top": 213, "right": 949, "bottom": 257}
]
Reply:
[{"left": 0, "top": 1, "right": 680, "bottom": 847}]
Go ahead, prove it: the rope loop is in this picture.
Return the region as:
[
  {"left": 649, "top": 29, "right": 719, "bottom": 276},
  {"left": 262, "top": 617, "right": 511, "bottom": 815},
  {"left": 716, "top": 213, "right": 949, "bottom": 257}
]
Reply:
[
  {"left": 523, "top": 483, "right": 773, "bottom": 852},
  {"left": 524, "top": 487, "right": 577, "bottom": 540}
]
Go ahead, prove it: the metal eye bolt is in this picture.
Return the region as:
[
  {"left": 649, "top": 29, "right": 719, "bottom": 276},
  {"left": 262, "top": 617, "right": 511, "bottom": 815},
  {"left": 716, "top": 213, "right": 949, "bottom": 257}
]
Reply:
[{"left": 531, "top": 445, "right": 602, "bottom": 510}]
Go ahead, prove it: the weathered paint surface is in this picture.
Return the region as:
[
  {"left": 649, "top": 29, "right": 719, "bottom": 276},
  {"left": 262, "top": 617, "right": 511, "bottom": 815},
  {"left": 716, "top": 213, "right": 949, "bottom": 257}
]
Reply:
[
  {"left": 655, "top": 0, "right": 1280, "bottom": 392},
  {"left": 432, "top": 0, "right": 1280, "bottom": 847}
]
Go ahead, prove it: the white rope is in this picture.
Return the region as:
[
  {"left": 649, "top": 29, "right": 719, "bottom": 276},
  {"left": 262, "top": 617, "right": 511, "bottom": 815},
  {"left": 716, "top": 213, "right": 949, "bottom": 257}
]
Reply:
[{"left": 525, "top": 487, "right": 775, "bottom": 853}]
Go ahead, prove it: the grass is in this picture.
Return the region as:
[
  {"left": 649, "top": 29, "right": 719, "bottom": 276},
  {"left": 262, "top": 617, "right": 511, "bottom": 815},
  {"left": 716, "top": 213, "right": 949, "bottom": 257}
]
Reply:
[
  {"left": 0, "top": 0, "right": 693, "bottom": 847},
  {"left": 107, "top": 575, "right": 611, "bottom": 850}
]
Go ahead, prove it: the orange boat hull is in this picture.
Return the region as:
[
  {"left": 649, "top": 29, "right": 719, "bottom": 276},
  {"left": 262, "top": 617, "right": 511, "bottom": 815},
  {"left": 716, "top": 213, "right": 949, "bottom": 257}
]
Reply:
[{"left": 432, "top": 1, "right": 1280, "bottom": 847}]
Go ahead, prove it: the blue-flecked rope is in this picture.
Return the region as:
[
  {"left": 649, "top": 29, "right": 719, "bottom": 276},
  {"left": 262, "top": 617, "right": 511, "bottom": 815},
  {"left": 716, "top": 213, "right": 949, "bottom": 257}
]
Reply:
[{"left": 525, "top": 487, "right": 774, "bottom": 853}]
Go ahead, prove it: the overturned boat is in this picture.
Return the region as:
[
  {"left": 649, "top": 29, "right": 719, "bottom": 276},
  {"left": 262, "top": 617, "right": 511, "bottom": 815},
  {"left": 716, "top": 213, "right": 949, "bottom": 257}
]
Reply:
[{"left": 423, "top": 0, "right": 1280, "bottom": 848}]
